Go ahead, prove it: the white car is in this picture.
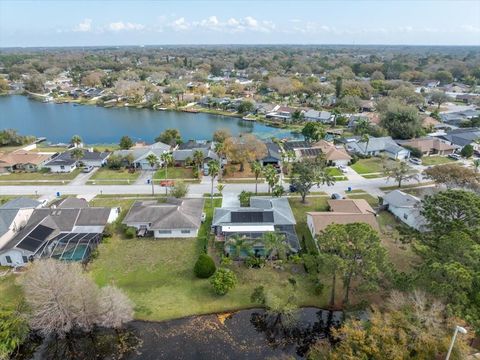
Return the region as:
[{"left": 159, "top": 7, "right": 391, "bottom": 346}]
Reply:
[
  {"left": 337, "top": 165, "right": 348, "bottom": 173},
  {"left": 409, "top": 157, "right": 422, "bottom": 165},
  {"left": 82, "top": 165, "right": 94, "bottom": 173}
]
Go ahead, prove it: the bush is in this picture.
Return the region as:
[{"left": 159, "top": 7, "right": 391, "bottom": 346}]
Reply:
[
  {"left": 170, "top": 181, "right": 189, "bottom": 198},
  {"left": 210, "top": 268, "right": 237, "bottom": 295},
  {"left": 103, "top": 223, "right": 114, "bottom": 238},
  {"left": 194, "top": 254, "right": 216, "bottom": 278},
  {"left": 460, "top": 144, "right": 474, "bottom": 158},
  {"left": 39, "top": 167, "right": 51, "bottom": 173},
  {"left": 403, "top": 145, "right": 423, "bottom": 159},
  {"left": 245, "top": 256, "right": 266, "bottom": 268},
  {"left": 124, "top": 227, "right": 137, "bottom": 239}
]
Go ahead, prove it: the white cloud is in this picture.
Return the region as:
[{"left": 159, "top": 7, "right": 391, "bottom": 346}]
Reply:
[
  {"left": 170, "top": 17, "right": 190, "bottom": 31},
  {"left": 73, "top": 19, "right": 92, "bottom": 32},
  {"left": 168, "top": 15, "right": 275, "bottom": 33},
  {"left": 108, "top": 22, "right": 145, "bottom": 31}
]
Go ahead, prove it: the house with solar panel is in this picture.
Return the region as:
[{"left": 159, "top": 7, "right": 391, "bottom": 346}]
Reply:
[
  {"left": 0, "top": 197, "right": 119, "bottom": 267},
  {"left": 211, "top": 197, "right": 300, "bottom": 258}
]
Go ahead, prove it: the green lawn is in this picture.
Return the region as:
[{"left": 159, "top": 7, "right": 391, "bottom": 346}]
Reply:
[
  {"left": 154, "top": 166, "right": 195, "bottom": 180},
  {"left": 0, "top": 273, "right": 23, "bottom": 310},
  {"left": 0, "top": 168, "right": 81, "bottom": 183},
  {"left": 380, "top": 181, "right": 435, "bottom": 191},
  {"left": 420, "top": 156, "right": 455, "bottom": 166},
  {"left": 30, "top": 146, "right": 68, "bottom": 153},
  {"left": 326, "top": 167, "right": 347, "bottom": 181},
  {"left": 347, "top": 193, "right": 380, "bottom": 207},
  {"left": 87, "top": 168, "right": 140, "bottom": 184},
  {"left": 351, "top": 158, "right": 397, "bottom": 175},
  {"left": 288, "top": 196, "right": 329, "bottom": 254}
]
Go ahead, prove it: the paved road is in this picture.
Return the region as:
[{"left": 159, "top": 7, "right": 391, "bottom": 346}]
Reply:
[
  {"left": 69, "top": 167, "right": 98, "bottom": 186},
  {"left": 0, "top": 173, "right": 427, "bottom": 199}
]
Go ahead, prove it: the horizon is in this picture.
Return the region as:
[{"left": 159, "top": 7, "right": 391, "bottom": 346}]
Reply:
[{"left": 1, "top": 0, "right": 479, "bottom": 47}]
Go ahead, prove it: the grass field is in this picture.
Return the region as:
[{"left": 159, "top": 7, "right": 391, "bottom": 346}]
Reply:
[
  {"left": 420, "top": 156, "right": 455, "bottom": 166},
  {"left": 351, "top": 158, "right": 397, "bottom": 175},
  {"left": 0, "top": 169, "right": 81, "bottom": 185},
  {"left": 89, "top": 195, "right": 327, "bottom": 321},
  {"left": 154, "top": 167, "right": 195, "bottom": 180},
  {"left": 288, "top": 196, "right": 329, "bottom": 254},
  {"left": 0, "top": 273, "right": 23, "bottom": 310},
  {"left": 87, "top": 168, "right": 140, "bottom": 184},
  {"left": 326, "top": 167, "right": 347, "bottom": 181}
]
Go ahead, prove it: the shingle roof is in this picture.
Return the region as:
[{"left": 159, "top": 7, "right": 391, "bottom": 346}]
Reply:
[
  {"left": 123, "top": 198, "right": 204, "bottom": 230},
  {"left": 0, "top": 151, "right": 52, "bottom": 167},
  {"left": 0, "top": 197, "right": 41, "bottom": 210},
  {"left": 383, "top": 190, "right": 420, "bottom": 208}
]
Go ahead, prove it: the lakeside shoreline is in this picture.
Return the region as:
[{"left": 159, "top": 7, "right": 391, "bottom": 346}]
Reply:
[{"left": 21, "top": 92, "right": 303, "bottom": 134}]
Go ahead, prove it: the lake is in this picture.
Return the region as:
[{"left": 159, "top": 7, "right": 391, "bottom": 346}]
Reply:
[{"left": 0, "top": 96, "right": 300, "bottom": 144}]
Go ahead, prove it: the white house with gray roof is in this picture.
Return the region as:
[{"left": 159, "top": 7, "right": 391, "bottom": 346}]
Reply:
[
  {"left": 113, "top": 141, "right": 172, "bottom": 170},
  {"left": 122, "top": 198, "right": 204, "bottom": 238},
  {"left": 212, "top": 197, "right": 300, "bottom": 257},
  {"left": 304, "top": 110, "right": 333, "bottom": 123},
  {"left": 383, "top": 190, "right": 427, "bottom": 231},
  {"left": 346, "top": 136, "right": 410, "bottom": 160}
]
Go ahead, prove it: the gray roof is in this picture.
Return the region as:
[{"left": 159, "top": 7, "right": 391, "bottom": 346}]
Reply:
[
  {"left": 440, "top": 128, "right": 480, "bottom": 147},
  {"left": 178, "top": 140, "right": 212, "bottom": 150},
  {"left": 1, "top": 206, "right": 111, "bottom": 253},
  {"left": 261, "top": 142, "right": 282, "bottom": 162},
  {"left": 1, "top": 197, "right": 41, "bottom": 210},
  {"left": 80, "top": 151, "right": 110, "bottom": 161},
  {"left": 45, "top": 152, "right": 76, "bottom": 166},
  {"left": 123, "top": 198, "right": 204, "bottom": 230},
  {"left": 304, "top": 110, "right": 332, "bottom": 122},
  {"left": 173, "top": 148, "right": 219, "bottom": 162},
  {"left": 114, "top": 147, "right": 170, "bottom": 162},
  {"left": 55, "top": 197, "right": 89, "bottom": 209},
  {"left": 383, "top": 190, "right": 420, "bottom": 208},
  {"left": 0, "top": 210, "right": 20, "bottom": 238},
  {"left": 348, "top": 136, "right": 409, "bottom": 155}
]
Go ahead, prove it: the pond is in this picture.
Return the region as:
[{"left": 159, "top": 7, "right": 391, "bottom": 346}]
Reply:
[
  {"left": 0, "top": 96, "right": 301, "bottom": 144},
  {"left": 17, "top": 308, "right": 344, "bottom": 360}
]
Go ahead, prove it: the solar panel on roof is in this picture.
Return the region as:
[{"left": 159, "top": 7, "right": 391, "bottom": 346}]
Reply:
[
  {"left": 28, "top": 225, "right": 55, "bottom": 241},
  {"left": 16, "top": 236, "right": 44, "bottom": 252},
  {"left": 231, "top": 211, "right": 274, "bottom": 223}
]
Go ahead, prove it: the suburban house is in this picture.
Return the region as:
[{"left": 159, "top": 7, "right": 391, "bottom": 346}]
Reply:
[
  {"left": 122, "top": 198, "right": 204, "bottom": 238},
  {"left": 283, "top": 140, "right": 351, "bottom": 166},
  {"left": 44, "top": 152, "right": 78, "bottom": 173},
  {"left": 382, "top": 190, "right": 427, "bottom": 231},
  {"left": 265, "top": 105, "right": 297, "bottom": 121},
  {"left": 79, "top": 150, "right": 111, "bottom": 167},
  {"left": 260, "top": 142, "right": 282, "bottom": 167},
  {"left": 396, "top": 137, "right": 456, "bottom": 156},
  {"left": 438, "top": 128, "right": 480, "bottom": 152},
  {"left": 0, "top": 199, "right": 119, "bottom": 267},
  {"left": 440, "top": 109, "right": 480, "bottom": 126},
  {"left": 307, "top": 199, "right": 379, "bottom": 238},
  {"left": 346, "top": 136, "right": 411, "bottom": 160},
  {"left": 304, "top": 110, "right": 333, "bottom": 123},
  {"left": 0, "top": 198, "right": 43, "bottom": 257},
  {"left": 173, "top": 140, "right": 220, "bottom": 166},
  {"left": 211, "top": 197, "right": 300, "bottom": 257},
  {"left": 114, "top": 141, "right": 171, "bottom": 170},
  {"left": 0, "top": 150, "right": 53, "bottom": 173}
]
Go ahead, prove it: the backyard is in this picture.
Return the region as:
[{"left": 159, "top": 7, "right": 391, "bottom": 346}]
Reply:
[{"left": 87, "top": 168, "right": 140, "bottom": 185}]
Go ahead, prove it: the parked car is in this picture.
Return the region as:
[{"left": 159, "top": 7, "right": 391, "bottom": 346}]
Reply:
[
  {"left": 203, "top": 163, "right": 209, "bottom": 176},
  {"left": 82, "top": 165, "right": 94, "bottom": 173},
  {"left": 448, "top": 153, "right": 462, "bottom": 160},
  {"left": 337, "top": 165, "right": 348, "bottom": 173},
  {"left": 331, "top": 193, "right": 344, "bottom": 200},
  {"left": 289, "top": 184, "right": 297, "bottom": 193},
  {"left": 409, "top": 157, "right": 422, "bottom": 165}
]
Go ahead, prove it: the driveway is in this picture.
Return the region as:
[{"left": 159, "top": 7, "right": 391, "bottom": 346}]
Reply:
[
  {"left": 69, "top": 167, "right": 98, "bottom": 186},
  {"left": 134, "top": 170, "right": 153, "bottom": 185},
  {"left": 222, "top": 192, "right": 240, "bottom": 207}
]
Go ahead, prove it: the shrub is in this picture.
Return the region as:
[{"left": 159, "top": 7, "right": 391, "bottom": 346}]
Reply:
[
  {"left": 403, "top": 145, "right": 423, "bottom": 159},
  {"left": 39, "top": 167, "right": 51, "bottom": 173},
  {"left": 250, "top": 286, "right": 266, "bottom": 304},
  {"left": 194, "top": 254, "right": 216, "bottom": 278},
  {"left": 460, "top": 144, "right": 474, "bottom": 158},
  {"left": 245, "top": 256, "right": 265, "bottom": 269},
  {"left": 124, "top": 227, "right": 136, "bottom": 239},
  {"left": 210, "top": 268, "right": 237, "bottom": 295},
  {"left": 238, "top": 190, "right": 253, "bottom": 207},
  {"left": 170, "top": 181, "right": 189, "bottom": 198},
  {"left": 103, "top": 223, "right": 114, "bottom": 238}
]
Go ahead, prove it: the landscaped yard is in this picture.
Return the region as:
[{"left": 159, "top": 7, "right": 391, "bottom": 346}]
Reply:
[
  {"left": 87, "top": 168, "right": 140, "bottom": 184},
  {"left": 351, "top": 157, "right": 397, "bottom": 175},
  {"left": 154, "top": 166, "right": 195, "bottom": 180},
  {"left": 326, "top": 167, "right": 347, "bottom": 181},
  {"left": 420, "top": 156, "right": 455, "bottom": 166},
  {"left": 89, "top": 194, "right": 327, "bottom": 322},
  {"left": 0, "top": 272, "right": 23, "bottom": 310},
  {"left": 0, "top": 168, "right": 82, "bottom": 185},
  {"left": 288, "top": 196, "right": 329, "bottom": 254}
]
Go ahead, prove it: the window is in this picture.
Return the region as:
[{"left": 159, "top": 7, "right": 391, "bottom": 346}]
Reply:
[
  {"left": 60, "top": 165, "right": 65, "bottom": 170},
  {"left": 181, "top": 230, "right": 190, "bottom": 234},
  {"left": 22, "top": 256, "right": 28, "bottom": 263},
  {"left": 5, "top": 256, "right": 12, "bottom": 264},
  {"left": 403, "top": 213, "right": 408, "bottom": 220},
  {"left": 157, "top": 230, "right": 172, "bottom": 234}
]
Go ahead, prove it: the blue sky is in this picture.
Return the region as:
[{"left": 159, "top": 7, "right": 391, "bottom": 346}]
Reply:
[{"left": 1, "top": 1, "right": 479, "bottom": 47}]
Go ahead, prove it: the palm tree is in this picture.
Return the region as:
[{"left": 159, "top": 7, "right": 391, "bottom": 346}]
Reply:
[
  {"left": 263, "top": 164, "right": 279, "bottom": 194},
  {"left": 160, "top": 152, "right": 173, "bottom": 194},
  {"left": 250, "top": 161, "right": 263, "bottom": 194},
  {"left": 70, "top": 148, "right": 84, "bottom": 164},
  {"left": 361, "top": 134, "right": 370, "bottom": 155},
  {"left": 216, "top": 183, "right": 225, "bottom": 197},
  {"left": 262, "top": 232, "right": 289, "bottom": 261},
  {"left": 71, "top": 135, "right": 82, "bottom": 148},
  {"left": 145, "top": 153, "right": 159, "bottom": 170},
  {"left": 227, "top": 235, "right": 253, "bottom": 259},
  {"left": 208, "top": 160, "right": 220, "bottom": 206},
  {"left": 193, "top": 150, "right": 204, "bottom": 175},
  {"left": 474, "top": 159, "right": 480, "bottom": 173}
]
